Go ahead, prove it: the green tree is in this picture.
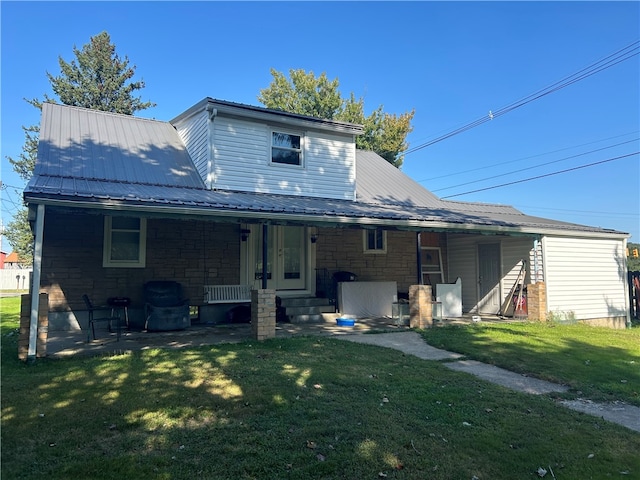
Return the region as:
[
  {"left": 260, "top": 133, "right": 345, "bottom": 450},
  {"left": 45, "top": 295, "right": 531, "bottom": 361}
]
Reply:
[
  {"left": 628, "top": 242, "right": 640, "bottom": 272},
  {"left": 258, "top": 69, "right": 415, "bottom": 168},
  {"left": 4, "top": 31, "right": 155, "bottom": 263}
]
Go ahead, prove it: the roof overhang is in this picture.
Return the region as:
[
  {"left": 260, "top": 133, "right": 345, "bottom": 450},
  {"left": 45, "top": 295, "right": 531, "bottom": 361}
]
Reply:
[{"left": 24, "top": 189, "right": 629, "bottom": 240}]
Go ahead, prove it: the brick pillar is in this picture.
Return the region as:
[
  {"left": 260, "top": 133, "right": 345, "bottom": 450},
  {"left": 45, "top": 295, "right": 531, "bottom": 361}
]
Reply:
[
  {"left": 527, "top": 282, "right": 547, "bottom": 322},
  {"left": 251, "top": 289, "right": 276, "bottom": 340},
  {"left": 409, "top": 285, "right": 433, "bottom": 329},
  {"left": 19, "top": 293, "right": 49, "bottom": 361}
]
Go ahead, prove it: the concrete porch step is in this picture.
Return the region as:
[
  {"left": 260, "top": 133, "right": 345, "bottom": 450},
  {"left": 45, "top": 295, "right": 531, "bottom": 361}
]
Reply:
[
  {"left": 284, "top": 305, "right": 336, "bottom": 316},
  {"left": 289, "top": 313, "right": 341, "bottom": 324},
  {"left": 279, "top": 297, "right": 335, "bottom": 308}
]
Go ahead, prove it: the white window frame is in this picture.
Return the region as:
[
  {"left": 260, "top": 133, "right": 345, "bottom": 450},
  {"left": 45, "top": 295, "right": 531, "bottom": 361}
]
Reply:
[
  {"left": 103, "top": 216, "right": 147, "bottom": 268},
  {"left": 363, "top": 229, "right": 387, "bottom": 254},
  {"left": 270, "top": 130, "right": 304, "bottom": 167}
]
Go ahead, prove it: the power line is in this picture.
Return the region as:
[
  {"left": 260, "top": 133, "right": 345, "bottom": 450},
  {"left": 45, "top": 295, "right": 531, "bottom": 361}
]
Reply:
[
  {"left": 405, "top": 40, "right": 639, "bottom": 155},
  {"left": 441, "top": 152, "right": 639, "bottom": 199},
  {"left": 417, "top": 131, "right": 639, "bottom": 183},
  {"left": 433, "top": 138, "right": 638, "bottom": 192}
]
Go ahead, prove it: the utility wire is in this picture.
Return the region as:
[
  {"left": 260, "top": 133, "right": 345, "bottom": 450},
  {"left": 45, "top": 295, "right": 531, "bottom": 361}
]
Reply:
[
  {"left": 418, "top": 130, "right": 639, "bottom": 182},
  {"left": 406, "top": 40, "right": 639, "bottom": 155},
  {"left": 441, "top": 152, "right": 639, "bottom": 199},
  {"left": 433, "top": 138, "right": 639, "bottom": 192}
]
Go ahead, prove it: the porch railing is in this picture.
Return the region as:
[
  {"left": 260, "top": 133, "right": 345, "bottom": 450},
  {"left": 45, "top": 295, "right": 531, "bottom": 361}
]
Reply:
[{"left": 204, "top": 284, "right": 252, "bottom": 304}]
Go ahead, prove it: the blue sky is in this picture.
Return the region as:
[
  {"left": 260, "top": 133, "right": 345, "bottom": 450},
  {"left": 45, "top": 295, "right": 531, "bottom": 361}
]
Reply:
[{"left": 2, "top": 1, "right": 639, "bottom": 246}]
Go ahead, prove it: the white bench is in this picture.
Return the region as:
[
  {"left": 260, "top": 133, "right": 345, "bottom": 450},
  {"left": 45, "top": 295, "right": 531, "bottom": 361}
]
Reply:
[{"left": 204, "top": 285, "right": 252, "bottom": 304}]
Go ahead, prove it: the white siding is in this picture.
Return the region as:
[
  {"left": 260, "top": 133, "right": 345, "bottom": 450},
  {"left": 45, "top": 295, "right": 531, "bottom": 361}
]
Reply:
[
  {"left": 446, "top": 234, "right": 479, "bottom": 312},
  {"left": 542, "top": 236, "right": 627, "bottom": 320},
  {"left": 173, "top": 111, "right": 209, "bottom": 183},
  {"left": 212, "top": 117, "right": 356, "bottom": 200}
]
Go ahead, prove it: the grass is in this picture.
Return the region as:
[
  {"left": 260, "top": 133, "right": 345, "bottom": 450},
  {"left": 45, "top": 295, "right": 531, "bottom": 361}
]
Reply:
[
  {"left": 418, "top": 320, "right": 640, "bottom": 406},
  {"left": 2, "top": 296, "right": 639, "bottom": 479}
]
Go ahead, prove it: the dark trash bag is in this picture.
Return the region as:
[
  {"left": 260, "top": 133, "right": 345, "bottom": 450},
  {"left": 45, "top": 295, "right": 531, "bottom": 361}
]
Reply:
[{"left": 333, "top": 271, "right": 357, "bottom": 283}]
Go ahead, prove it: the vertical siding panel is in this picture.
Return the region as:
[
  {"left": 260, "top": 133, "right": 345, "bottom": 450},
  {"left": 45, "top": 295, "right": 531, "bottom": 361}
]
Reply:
[
  {"left": 447, "top": 234, "right": 479, "bottom": 312},
  {"left": 543, "top": 236, "right": 627, "bottom": 320}
]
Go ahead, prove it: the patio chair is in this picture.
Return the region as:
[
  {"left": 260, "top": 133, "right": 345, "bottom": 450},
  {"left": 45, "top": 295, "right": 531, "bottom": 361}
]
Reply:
[
  {"left": 82, "top": 294, "right": 123, "bottom": 343},
  {"left": 143, "top": 281, "right": 190, "bottom": 331}
]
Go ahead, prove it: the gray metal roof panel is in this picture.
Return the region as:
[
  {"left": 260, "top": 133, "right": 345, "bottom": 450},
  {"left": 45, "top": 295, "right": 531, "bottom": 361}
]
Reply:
[
  {"left": 355, "top": 150, "right": 443, "bottom": 208},
  {"left": 36, "top": 103, "right": 205, "bottom": 189},
  {"left": 24, "top": 175, "right": 624, "bottom": 235}
]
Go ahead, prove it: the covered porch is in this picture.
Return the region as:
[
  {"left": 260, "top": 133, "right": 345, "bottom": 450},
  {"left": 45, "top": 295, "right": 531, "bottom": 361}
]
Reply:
[{"left": 44, "top": 313, "right": 509, "bottom": 359}]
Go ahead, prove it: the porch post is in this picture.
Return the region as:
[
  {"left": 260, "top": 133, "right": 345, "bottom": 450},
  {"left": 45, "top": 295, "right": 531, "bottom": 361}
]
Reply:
[
  {"left": 251, "top": 289, "right": 276, "bottom": 340},
  {"left": 416, "top": 232, "right": 423, "bottom": 285},
  {"left": 261, "top": 224, "right": 268, "bottom": 289},
  {"left": 409, "top": 284, "right": 433, "bottom": 329},
  {"left": 28, "top": 204, "right": 45, "bottom": 361}
]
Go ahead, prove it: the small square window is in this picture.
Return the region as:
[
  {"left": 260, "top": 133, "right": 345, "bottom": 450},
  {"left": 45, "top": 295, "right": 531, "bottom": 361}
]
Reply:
[
  {"left": 271, "top": 131, "right": 302, "bottom": 166},
  {"left": 363, "top": 229, "right": 386, "bottom": 254},
  {"left": 103, "top": 216, "right": 147, "bottom": 267}
]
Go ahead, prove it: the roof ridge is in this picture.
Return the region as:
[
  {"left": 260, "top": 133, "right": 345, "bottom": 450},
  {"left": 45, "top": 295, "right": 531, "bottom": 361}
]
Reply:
[{"left": 44, "top": 102, "right": 167, "bottom": 125}]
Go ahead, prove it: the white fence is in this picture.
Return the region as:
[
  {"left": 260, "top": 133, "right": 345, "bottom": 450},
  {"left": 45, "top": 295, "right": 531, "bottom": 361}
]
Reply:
[{"left": 0, "top": 269, "right": 32, "bottom": 290}]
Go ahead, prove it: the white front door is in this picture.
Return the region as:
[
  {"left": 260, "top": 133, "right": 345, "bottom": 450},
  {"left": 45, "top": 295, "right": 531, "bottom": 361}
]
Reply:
[{"left": 253, "top": 226, "right": 306, "bottom": 290}]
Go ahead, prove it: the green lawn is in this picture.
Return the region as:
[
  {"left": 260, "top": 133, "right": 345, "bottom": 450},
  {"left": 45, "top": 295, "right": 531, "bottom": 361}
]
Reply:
[
  {"left": 418, "top": 321, "right": 640, "bottom": 406},
  {"left": 2, "top": 296, "right": 639, "bottom": 479}
]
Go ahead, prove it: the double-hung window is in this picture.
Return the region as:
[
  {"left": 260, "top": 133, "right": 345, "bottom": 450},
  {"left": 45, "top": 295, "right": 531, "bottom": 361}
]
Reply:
[
  {"left": 271, "top": 131, "right": 303, "bottom": 166},
  {"left": 103, "top": 216, "right": 147, "bottom": 267},
  {"left": 363, "top": 229, "right": 387, "bottom": 254}
]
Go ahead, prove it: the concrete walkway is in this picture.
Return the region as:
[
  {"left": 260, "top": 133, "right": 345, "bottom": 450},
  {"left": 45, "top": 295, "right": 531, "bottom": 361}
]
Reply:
[{"left": 337, "top": 331, "right": 640, "bottom": 433}]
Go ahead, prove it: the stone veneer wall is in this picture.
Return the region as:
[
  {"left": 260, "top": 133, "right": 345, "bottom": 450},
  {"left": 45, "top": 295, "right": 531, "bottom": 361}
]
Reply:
[
  {"left": 315, "top": 228, "right": 419, "bottom": 294},
  {"left": 39, "top": 210, "right": 240, "bottom": 313}
]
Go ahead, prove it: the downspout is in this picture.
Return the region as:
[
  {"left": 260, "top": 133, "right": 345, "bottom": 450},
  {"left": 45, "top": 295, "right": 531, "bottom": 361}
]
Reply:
[
  {"left": 416, "top": 232, "right": 423, "bottom": 285},
  {"left": 262, "top": 224, "right": 269, "bottom": 290},
  {"left": 623, "top": 237, "right": 631, "bottom": 328},
  {"left": 28, "top": 203, "right": 45, "bottom": 361},
  {"left": 533, "top": 237, "right": 540, "bottom": 284}
]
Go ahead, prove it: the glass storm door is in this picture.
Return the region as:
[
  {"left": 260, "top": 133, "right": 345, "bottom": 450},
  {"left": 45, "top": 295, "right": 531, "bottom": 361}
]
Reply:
[{"left": 254, "top": 226, "right": 306, "bottom": 290}]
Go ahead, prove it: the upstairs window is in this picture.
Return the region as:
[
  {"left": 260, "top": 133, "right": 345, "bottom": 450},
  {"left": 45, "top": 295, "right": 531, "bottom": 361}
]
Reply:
[
  {"left": 363, "top": 229, "right": 387, "bottom": 254},
  {"left": 103, "top": 216, "right": 147, "bottom": 268},
  {"left": 271, "top": 131, "right": 302, "bottom": 166}
]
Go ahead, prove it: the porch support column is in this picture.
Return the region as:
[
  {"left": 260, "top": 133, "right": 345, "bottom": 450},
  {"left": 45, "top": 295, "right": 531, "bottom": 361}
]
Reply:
[
  {"left": 261, "top": 224, "right": 268, "bottom": 290},
  {"left": 28, "top": 203, "right": 46, "bottom": 362},
  {"left": 251, "top": 289, "right": 276, "bottom": 340},
  {"left": 527, "top": 282, "right": 547, "bottom": 322},
  {"left": 416, "top": 232, "right": 423, "bottom": 285},
  {"left": 409, "top": 284, "right": 433, "bottom": 329}
]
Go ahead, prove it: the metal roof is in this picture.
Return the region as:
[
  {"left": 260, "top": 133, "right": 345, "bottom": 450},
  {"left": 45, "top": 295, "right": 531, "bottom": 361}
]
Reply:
[
  {"left": 35, "top": 103, "right": 204, "bottom": 188},
  {"left": 25, "top": 103, "right": 627, "bottom": 238}
]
